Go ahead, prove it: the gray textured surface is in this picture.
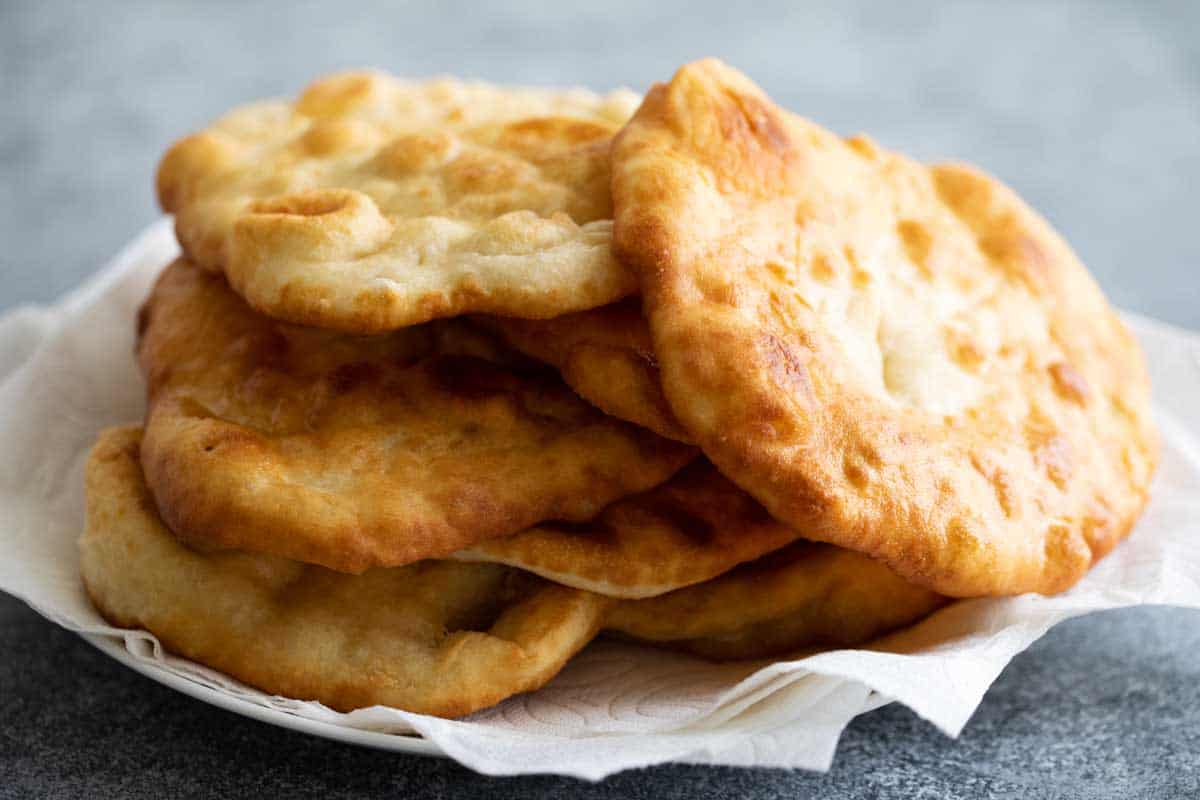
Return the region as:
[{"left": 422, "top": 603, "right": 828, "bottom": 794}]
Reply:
[
  {"left": 3, "top": 595, "right": 1199, "bottom": 799},
  {"left": 1, "top": 1, "right": 1198, "bottom": 797},
  {"left": 3, "top": 0, "right": 1199, "bottom": 328}
]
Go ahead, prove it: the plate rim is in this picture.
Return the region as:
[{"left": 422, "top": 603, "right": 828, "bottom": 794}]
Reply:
[{"left": 78, "top": 631, "right": 446, "bottom": 758}]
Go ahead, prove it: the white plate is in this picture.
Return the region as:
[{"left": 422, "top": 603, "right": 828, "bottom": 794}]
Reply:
[{"left": 79, "top": 632, "right": 445, "bottom": 757}]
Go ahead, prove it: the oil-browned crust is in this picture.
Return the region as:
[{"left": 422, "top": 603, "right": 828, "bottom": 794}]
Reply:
[
  {"left": 157, "top": 71, "right": 643, "bottom": 333},
  {"left": 455, "top": 460, "right": 801, "bottom": 598},
  {"left": 137, "top": 260, "right": 695, "bottom": 573},
  {"left": 82, "top": 427, "right": 940, "bottom": 714},
  {"left": 80, "top": 427, "right": 611, "bottom": 717},
  {"left": 476, "top": 300, "right": 690, "bottom": 441},
  {"left": 606, "top": 542, "right": 947, "bottom": 660},
  {"left": 612, "top": 60, "right": 1158, "bottom": 597}
]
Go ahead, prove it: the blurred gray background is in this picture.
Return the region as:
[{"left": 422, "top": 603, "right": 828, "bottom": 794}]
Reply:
[
  {"left": 2, "top": 0, "right": 1198, "bottom": 327},
  {"left": 2, "top": 2, "right": 1199, "bottom": 799}
]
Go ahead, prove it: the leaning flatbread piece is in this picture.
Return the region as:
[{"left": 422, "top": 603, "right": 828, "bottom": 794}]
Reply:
[
  {"left": 612, "top": 59, "right": 1157, "bottom": 597},
  {"left": 81, "top": 427, "right": 609, "bottom": 717},
  {"left": 138, "top": 260, "right": 694, "bottom": 573},
  {"left": 157, "top": 71, "right": 641, "bottom": 332},
  {"left": 457, "top": 460, "right": 801, "bottom": 598},
  {"left": 607, "top": 541, "right": 946, "bottom": 660}
]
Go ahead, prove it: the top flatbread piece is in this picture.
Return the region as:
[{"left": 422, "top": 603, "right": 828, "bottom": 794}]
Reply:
[
  {"left": 157, "top": 71, "right": 640, "bottom": 332},
  {"left": 612, "top": 59, "right": 1157, "bottom": 597}
]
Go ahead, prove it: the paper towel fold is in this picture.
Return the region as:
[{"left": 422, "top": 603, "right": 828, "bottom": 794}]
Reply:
[{"left": 2, "top": 220, "right": 1198, "bottom": 779}]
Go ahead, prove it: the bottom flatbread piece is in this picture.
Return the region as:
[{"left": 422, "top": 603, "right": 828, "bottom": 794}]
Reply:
[{"left": 80, "top": 426, "right": 609, "bottom": 717}]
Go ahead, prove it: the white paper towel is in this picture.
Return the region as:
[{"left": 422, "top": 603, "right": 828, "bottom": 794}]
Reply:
[{"left": 2, "top": 220, "right": 1199, "bottom": 779}]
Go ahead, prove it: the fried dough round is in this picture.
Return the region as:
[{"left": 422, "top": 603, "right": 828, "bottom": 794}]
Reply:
[
  {"left": 455, "top": 460, "right": 802, "bottom": 598},
  {"left": 157, "top": 71, "right": 641, "bottom": 332},
  {"left": 138, "top": 260, "right": 694, "bottom": 573},
  {"left": 612, "top": 60, "right": 1157, "bottom": 597},
  {"left": 478, "top": 301, "right": 689, "bottom": 442},
  {"left": 80, "top": 427, "right": 611, "bottom": 717},
  {"left": 606, "top": 542, "right": 946, "bottom": 660}
]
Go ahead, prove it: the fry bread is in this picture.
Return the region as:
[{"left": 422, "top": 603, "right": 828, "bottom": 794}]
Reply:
[
  {"left": 158, "top": 71, "right": 641, "bottom": 332},
  {"left": 81, "top": 427, "right": 610, "bottom": 717},
  {"left": 137, "top": 260, "right": 693, "bottom": 573},
  {"left": 612, "top": 60, "right": 1157, "bottom": 596}
]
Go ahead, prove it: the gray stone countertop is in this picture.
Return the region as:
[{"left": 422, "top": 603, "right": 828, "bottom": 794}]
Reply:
[{"left": 2, "top": 1, "right": 1198, "bottom": 797}]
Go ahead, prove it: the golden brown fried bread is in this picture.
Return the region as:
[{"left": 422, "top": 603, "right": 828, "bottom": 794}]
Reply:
[
  {"left": 157, "top": 71, "right": 641, "bottom": 333},
  {"left": 607, "top": 542, "right": 946, "bottom": 660},
  {"left": 81, "top": 428, "right": 933, "bottom": 714},
  {"left": 138, "top": 260, "right": 694, "bottom": 573},
  {"left": 612, "top": 59, "right": 1157, "bottom": 597},
  {"left": 80, "top": 427, "right": 610, "bottom": 717},
  {"left": 478, "top": 301, "right": 689, "bottom": 441},
  {"left": 456, "top": 461, "right": 801, "bottom": 598}
]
